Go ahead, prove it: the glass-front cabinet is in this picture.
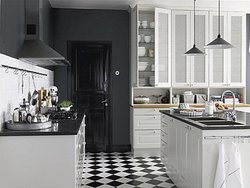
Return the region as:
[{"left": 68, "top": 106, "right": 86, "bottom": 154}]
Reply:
[
  {"left": 130, "top": 5, "right": 171, "bottom": 88},
  {"left": 172, "top": 10, "right": 208, "bottom": 88},
  {"left": 209, "top": 11, "right": 246, "bottom": 87}
]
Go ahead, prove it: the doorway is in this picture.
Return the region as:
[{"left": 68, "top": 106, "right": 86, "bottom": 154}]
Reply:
[{"left": 68, "top": 41, "right": 112, "bottom": 152}]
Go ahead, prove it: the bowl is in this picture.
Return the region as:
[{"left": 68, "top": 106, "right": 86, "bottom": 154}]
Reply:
[
  {"left": 144, "top": 36, "right": 151, "bottom": 43},
  {"left": 134, "top": 95, "right": 150, "bottom": 104},
  {"left": 139, "top": 62, "right": 148, "bottom": 71},
  {"left": 138, "top": 47, "right": 146, "bottom": 56},
  {"left": 150, "top": 22, "right": 155, "bottom": 28}
]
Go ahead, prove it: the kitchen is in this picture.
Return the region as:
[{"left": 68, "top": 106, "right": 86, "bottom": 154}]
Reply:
[{"left": 0, "top": 0, "right": 250, "bottom": 187}]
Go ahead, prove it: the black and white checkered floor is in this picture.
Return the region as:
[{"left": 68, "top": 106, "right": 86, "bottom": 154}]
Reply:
[{"left": 82, "top": 152, "right": 177, "bottom": 188}]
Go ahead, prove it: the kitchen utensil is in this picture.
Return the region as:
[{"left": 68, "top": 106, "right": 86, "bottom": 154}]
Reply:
[
  {"left": 138, "top": 62, "right": 148, "bottom": 71},
  {"left": 138, "top": 47, "right": 146, "bottom": 56},
  {"left": 144, "top": 36, "right": 151, "bottom": 43},
  {"left": 150, "top": 22, "right": 155, "bottom": 28},
  {"left": 134, "top": 95, "right": 150, "bottom": 104},
  {"left": 30, "top": 75, "right": 39, "bottom": 106},
  {"left": 153, "top": 95, "right": 162, "bottom": 104},
  {"left": 178, "top": 103, "right": 190, "bottom": 109},
  {"left": 205, "top": 101, "right": 214, "bottom": 115},
  {"left": 13, "top": 108, "right": 19, "bottom": 122},
  {"left": 141, "top": 21, "right": 148, "bottom": 28}
]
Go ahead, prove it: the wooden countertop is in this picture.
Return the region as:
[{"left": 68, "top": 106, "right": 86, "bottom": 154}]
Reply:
[{"left": 131, "top": 103, "right": 250, "bottom": 108}]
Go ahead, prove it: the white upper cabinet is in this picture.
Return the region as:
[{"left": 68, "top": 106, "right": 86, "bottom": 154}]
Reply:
[
  {"left": 155, "top": 8, "right": 171, "bottom": 87},
  {"left": 227, "top": 12, "right": 246, "bottom": 87},
  {"left": 172, "top": 10, "right": 208, "bottom": 88},
  {"left": 209, "top": 11, "right": 246, "bottom": 87}
]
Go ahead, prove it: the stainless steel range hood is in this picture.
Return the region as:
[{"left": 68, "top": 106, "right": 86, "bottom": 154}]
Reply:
[{"left": 18, "top": 0, "right": 70, "bottom": 66}]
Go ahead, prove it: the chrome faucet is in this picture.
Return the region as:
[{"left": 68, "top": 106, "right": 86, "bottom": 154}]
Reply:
[{"left": 221, "top": 90, "right": 237, "bottom": 121}]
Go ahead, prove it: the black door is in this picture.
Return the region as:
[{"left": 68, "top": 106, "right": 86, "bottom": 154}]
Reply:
[{"left": 68, "top": 41, "right": 112, "bottom": 152}]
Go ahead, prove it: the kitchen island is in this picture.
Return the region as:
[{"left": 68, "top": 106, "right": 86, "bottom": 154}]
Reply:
[
  {"left": 160, "top": 110, "right": 250, "bottom": 188},
  {"left": 0, "top": 114, "right": 86, "bottom": 188}
]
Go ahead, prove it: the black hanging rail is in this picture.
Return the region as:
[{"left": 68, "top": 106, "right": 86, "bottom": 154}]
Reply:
[{"left": 1, "top": 64, "right": 47, "bottom": 76}]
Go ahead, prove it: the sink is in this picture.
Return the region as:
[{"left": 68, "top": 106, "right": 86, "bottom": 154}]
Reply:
[
  {"left": 198, "top": 121, "right": 244, "bottom": 126},
  {"left": 188, "top": 117, "right": 224, "bottom": 121}
]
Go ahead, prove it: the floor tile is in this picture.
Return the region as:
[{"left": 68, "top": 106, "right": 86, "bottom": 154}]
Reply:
[{"left": 81, "top": 152, "right": 176, "bottom": 188}]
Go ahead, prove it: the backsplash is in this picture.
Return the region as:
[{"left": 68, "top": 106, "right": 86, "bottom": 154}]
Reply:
[{"left": 0, "top": 53, "right": 54, "bottom": 129}]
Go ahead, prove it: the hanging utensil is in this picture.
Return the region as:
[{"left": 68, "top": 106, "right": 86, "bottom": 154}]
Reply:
[{"left": 30, "top": 75, "right": 39, "bottom": 106}]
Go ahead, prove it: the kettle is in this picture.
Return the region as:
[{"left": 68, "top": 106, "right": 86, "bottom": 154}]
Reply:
[{"left": 13, "top": 99, "right": 30, "bottom": 123}]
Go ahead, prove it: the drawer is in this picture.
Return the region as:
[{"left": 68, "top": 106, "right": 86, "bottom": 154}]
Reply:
[
  {"left": 161, "top": 122, "right": 168, "bottom": 134},
  {"left": 161, "top": 140, "right": 168, "bottom": 155},
  {"left": 134, "top": 108, "right": 160, "bottom": 115},
  {"left": 161, "top": 113, "right": 172, "bottom": 124},
  {"left": 134, "top": 130, "right": 160, "bottom": 148},
  {"left": 161, "top": 151, "right": 168, "bottom": 167},
  {"left": 161, "top": 130, "right": 168, "bottom": 143},
  {"left": 134, "top": 115, "right": 161, "bottom": 130}
]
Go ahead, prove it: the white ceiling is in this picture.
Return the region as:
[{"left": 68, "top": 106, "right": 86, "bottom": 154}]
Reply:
[{"left": 48, "top": 0, "right": 250, "bottom": 12}]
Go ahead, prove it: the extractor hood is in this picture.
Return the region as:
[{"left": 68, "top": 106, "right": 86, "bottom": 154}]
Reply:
[{"left": 18, "top": 0, "right": 70, "bottom": 66}]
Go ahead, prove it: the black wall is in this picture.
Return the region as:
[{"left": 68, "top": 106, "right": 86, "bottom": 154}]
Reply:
[
  {"left": 246, "top": 14, "right": 250, "bottom": 104},
  {"left": 52, "top": 9, "right": 130, "bottom": 150}
]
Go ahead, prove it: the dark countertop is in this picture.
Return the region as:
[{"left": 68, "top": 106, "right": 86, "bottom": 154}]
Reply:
[
  {"left": 160, "top": 110, "right": 250, "bottom": 130},
  {"left": 0, "top": 114, "right": 85, "bottom": 136}
]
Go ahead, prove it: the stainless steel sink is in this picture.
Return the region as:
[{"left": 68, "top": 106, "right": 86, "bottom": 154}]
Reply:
[
  {"left": 198, "top": 121, "right": 244, "bottom": 126},
  {"left": 188, "top": 117, "right": 224, "bottom": 121}
]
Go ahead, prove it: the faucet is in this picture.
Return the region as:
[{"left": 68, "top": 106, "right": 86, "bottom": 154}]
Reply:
[{"left": 221, "top": 90, "right": 237, "bottom": 121}]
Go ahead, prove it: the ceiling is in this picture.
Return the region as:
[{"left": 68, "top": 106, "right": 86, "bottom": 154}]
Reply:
[{"left": 48, "top": 0, "right": 250, "bottom": 12}]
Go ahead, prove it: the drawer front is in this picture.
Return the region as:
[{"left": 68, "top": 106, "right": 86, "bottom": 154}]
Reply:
[
  {"left": 134, "top": 115, "right": 161, "bottom": 130},
  {"left": 161, "top": 130, "right": 168, "bottom": 144},
  {"left": 134, "top": 108, "right": 160, "bottom": 115},
  {"left": 161, "top": 151, "right": 168, "bottom": 167},
  {"left": 161, "top": 113, "right": 171, "bottom": 124},
  {"left": 134, "top": 130, "right": 160, "bottom": 148},
  {"left": 161, "top": 140, "right": 168, "bottom": 155},
  {"left": 161, "top": 122, "right": 168, "bottom": 134}
]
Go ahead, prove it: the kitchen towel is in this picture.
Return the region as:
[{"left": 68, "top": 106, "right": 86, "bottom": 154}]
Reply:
[
  {"left": 226, "top": 142, "right": 244, "bottom": 188},
  {"left": 213, "top": 141, "right": 229, "bottom": 188}
]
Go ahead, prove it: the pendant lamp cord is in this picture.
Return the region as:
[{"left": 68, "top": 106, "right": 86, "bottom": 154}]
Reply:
[
  {"left": 194, "top": 0, "right": 196, "bottom": 45},
  {"left": 218, "top": 0, "right": 221, "bottom": 37}
]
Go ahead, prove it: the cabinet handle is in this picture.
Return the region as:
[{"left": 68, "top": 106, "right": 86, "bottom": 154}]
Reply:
[
  {"left": 162, "top": 143, "right": 165, "bottom": 146},
  {"left": 162, "top": 124, "right": 165, "bottom": 127},
  {"left": 154, "top": 109, "right": 157, "bottom": 111},
  {"left": 170, "top": 119, "right": 173, "bottom": 122},
  {"left": 154, "top": 116, "right": 156, "bottom": 119},
  {"left": 162, "top": 155, "right": 165, "bottom": 158},
  {"left": 162, "top": 134, "right": 164, "bottom": 137},
  {"left": 154, "top": 131, "right": 157, "bottom": 134}
]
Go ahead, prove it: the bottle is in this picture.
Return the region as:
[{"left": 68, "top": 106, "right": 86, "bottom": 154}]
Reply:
[
  {"left": 47, "top": 92, "right": 52, "bottom": 107},
  {"left": 41, "top": 92, "right": 47, "bottom": 108}
]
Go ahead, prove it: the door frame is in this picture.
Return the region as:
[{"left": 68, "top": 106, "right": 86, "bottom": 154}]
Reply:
[{"left": 67, "top": 41, "right": 113, "bottom": 152}]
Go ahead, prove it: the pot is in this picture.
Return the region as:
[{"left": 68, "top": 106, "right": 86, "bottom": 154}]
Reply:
[{"left": 134, "top": 95, "right": 150, "bottom": 104}]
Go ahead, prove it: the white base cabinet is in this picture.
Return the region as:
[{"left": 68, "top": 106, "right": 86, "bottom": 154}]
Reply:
[
  {"left": 161, "top": 112, "right": 250, "bottom": 188},
  {"left": 0, "top": 119, "right": 86, "bottom": 188},
  {"left": 131, "top": 107, "right": 166, "bottom": 157}
]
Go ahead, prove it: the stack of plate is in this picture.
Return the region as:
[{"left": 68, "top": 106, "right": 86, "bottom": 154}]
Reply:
[
  {"left": 139, "top": 78, "right": 146, "bottom": 87},
  {"left": 149, "top": 76, "right": 155, "bottom": 86}
]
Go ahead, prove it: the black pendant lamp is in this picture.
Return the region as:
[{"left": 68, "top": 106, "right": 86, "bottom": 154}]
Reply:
[
  {"left": 184, "top": 0, "right": 205, "bottom": 56},
  {"left": 204, "top": 0, "right": 234, "bottom": 49}
]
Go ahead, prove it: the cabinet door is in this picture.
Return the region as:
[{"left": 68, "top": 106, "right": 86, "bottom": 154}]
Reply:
[
  {"left": 172, "top": 11, "right": 191, "bottom": 87},
  {"left": 130, "top": 5, "right": 138, "bottom": 88},
  {"left": 209, "top": 11, "right": 229, "bottom": 87},
  {"left": 179, "top": 121, "right": 192, "bottom": 187},
  {"left": 227, "top": 12, "right": 246, "bottom": 87},
  {"left": 190, "top": 11, "right": 209, "bottom": 87},
  {"left": 155, "top": 8, "right": 171, "bottom": 87}
]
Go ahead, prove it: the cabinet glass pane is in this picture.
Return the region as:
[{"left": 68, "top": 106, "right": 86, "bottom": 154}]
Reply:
[
  {"left": 230, "top": 16, "right": 242, "bottom": 83},
  {"left": 212, "top": 15, "right": 225, "bottom": 83},
  {"left": 157, "top": 12, "right": 169, "bottom": 83},
  {"left": 175, "top": 15, "right": 188, "bottom": 83},
  {"left": 194, "top": 15, "right": 206, "bottom": 83}
]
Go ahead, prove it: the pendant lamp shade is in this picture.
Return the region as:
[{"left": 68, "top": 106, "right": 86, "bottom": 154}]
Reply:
[
  {"left": 184, "top": 0, "right": 205, "bottom": 56},
  {"left": 204, "top": 0, "right": 234, "bottom": 49},
  {"left": 184, "top": 45, "right": 205, "bottom": 56}
]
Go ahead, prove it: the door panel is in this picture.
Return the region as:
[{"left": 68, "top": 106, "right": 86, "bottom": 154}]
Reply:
[{"left": 68, "top": 41, "right": 112, "bottom": 152}]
